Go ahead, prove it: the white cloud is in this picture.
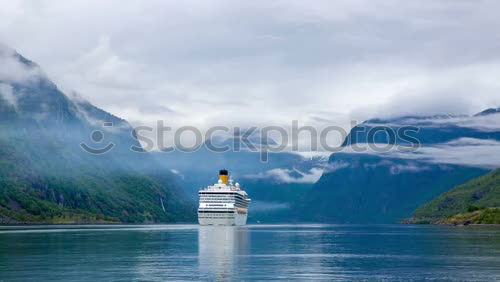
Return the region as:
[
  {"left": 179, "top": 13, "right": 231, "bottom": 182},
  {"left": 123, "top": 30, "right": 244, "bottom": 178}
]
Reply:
[
  {"left": 251, "top": 201, "right": 290, "bottom": 212},
  {"left": 451, "top": 114, "right": 500, "bottom": 132},
  {"left": 445, "top": 137, "right": 500, "bottom": 146},
  {"left": 0, "top": 1, "right": 23, "bottom": 30},
  {"left": 323, "top": 160, "right": 351, "bottom": 172},
  {"left": 0, "top": 1, "right": 499, "bottom": 146},
  {"left": 169, "top": 169, "right": 185, "bottom": 180},
  {"left": 0, "top": 44, "right": 42, "bottom": 84},
  {"left": 389, "top": 163, "right": 431, "bottom": 174},
  {"left": 0, "top": 83, "right": 17, "bottom": 109},
  {"left": 412, "top": 140, "right": 500, "bottom": 168},
  {"left": 363, "top": 109, "right": 500, "bottom": 132},
  {"left": 360, "top": 160, "right": 432, "bottom": 174},
  {"left": 342, "top": 138, "right": 500, "bottom": 169},
  {"left": 62, "top": 36, "right": 148, "bottom": 90},
  {"left": 244, "top": 167, "right": 325, "bottom": 184}
]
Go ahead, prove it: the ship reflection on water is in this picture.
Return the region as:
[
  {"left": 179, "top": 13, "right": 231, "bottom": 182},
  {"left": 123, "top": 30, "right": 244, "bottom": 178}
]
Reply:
[{"left": 198, "top": 226, "right": 249, "bottom": 280}]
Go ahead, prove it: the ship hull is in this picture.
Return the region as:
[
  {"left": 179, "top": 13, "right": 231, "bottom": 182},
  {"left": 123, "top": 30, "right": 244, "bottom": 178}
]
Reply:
[{"left": 198, "top": 212, "right": 247, "bottom": 226}]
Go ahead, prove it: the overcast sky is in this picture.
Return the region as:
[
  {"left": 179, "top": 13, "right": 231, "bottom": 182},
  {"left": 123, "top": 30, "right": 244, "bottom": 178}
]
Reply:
[{"left": 1, "top": 0, "right": 500, "bottom": 134}]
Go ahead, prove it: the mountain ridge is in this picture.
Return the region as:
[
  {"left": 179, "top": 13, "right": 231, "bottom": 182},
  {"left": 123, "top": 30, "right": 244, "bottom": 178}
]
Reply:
[
  {"left": 407, "top": 168, "right": 500, "bottom": 224},
  {"left": 299, "top": 110, "right": 500, "bottom": 223},
  {"left": 0, "top": 46, "right": 195, "bottom": 224}
]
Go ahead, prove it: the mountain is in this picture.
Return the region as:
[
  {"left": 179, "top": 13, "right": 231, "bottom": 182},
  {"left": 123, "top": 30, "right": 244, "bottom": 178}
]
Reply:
[
  {"left": 0, "top": 45, "right": 329, "bottom": 224},
  {"left": 0, "top": 45, "right": 195, "bottom": 224},
  {"left": 297, "top": 153, "right": 487, "bottom": 223},
  {"left": 299, "top": 111, "right": 500, "bottom": 223},
  {"left": 157, "top": 111, "right": 500, "bottom": 224},
  {"left": 342, "top": 114, "right": 500, "bottom": 146},
  {"left": 153, "top": 137, "right": 319, "bottom": 223},
  {"left": 3, "top": 44, "right": 498, "bottom": 224},
  {"left": 407, "top": 168, "right": 500, "bottom": 224},
  {"left": 475, "top": 107, "right": 500, "bottom": 116}
]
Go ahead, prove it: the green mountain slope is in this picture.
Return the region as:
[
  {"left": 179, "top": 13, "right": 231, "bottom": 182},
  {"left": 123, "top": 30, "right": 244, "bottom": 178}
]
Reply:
[
  {"left": 299, "top": 153, "right": 488, "bottom": 223},
  {"left": 301, "top": 111, "right": 500, "bottom": 224},
  {"left": 0, "top": 136, "right": 194, "bottom": 224},
  {"left": 0, "top": 45, "right": 195, "bottom": 224},
  {"left": 407, "top": 168, "right": 500, "bottom": 224}
]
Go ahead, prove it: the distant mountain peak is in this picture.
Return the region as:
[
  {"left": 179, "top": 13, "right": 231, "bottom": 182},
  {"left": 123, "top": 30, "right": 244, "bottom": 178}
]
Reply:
[
  {"left": 206, "top": 131, "right": 278, "bottom": 148},
  {"left": 0, "top": 47, "right": 130, "bottom": 130},
  {"left": 0, "top": 43, "right": 40, "bottom": 71},
  {"left": 474, "top": 107, "right": 500, "bottom": 117},
  {"left": 364, "top": 114, "right": 468, "bottom": 124}
]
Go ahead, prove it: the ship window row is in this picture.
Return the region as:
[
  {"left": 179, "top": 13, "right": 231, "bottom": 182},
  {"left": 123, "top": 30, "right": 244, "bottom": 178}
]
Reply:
[
  {"left": 199, "top": 200, "right": 247, "bottom": 205},
  {"left": 199, "top": 199, "right": 232, "bottom": 202},
  {"left": 198, "top": 208, "right": 234, "bottom": 210},
  {"left": 199, "top": 192, "right": 244, "bottom": 195},
  {"left": 198, "top": 210, "right": 234, "bottom": 214},
  {"left": 200, "top": 198, "right": 248, "bottom": 202},
  {"left": 198, "top": 206, "right": 234, "bottom": 209},
  {"left": 200, "top": 199, "right": 248, "bottom": 204},
  {"left": 200, "top": 202, "right": 247, "bottom": 207},
  {"left": 200, "top": 196, "right": 248, "bottom": 202},
  {"left": 200, "top": 197, "right": 236, "bottom": 201},
  {"left": 199, "top": 200, "right": 235, "bottom": 203},
  {"left": 200, "top": 198, "right": 246, "bottom": 202},
  {"left": 199, "top": 195, "right": 246, "bottom": 199},
  {"left": 199, "top": 203, "right": 247, "bottom": 208},
  {"left": 200, "top": 196, "right": 247, "bottom": 201}
]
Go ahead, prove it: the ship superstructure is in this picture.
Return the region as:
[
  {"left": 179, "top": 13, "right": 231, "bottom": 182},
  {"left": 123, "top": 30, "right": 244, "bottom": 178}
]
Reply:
[{"left": 198, "top": 170, "right": 250, "bottom": 226}]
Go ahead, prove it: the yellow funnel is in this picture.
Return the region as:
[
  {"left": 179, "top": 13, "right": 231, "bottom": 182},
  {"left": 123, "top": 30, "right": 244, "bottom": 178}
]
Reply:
[{"left": 219, "top": 169, "right": 228, "bottom": 184}]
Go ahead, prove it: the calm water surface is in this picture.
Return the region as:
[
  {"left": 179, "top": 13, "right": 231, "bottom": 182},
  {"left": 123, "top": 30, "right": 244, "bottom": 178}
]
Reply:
[{"left": 0, "top": 224, "right": 499, "bottom": 281}]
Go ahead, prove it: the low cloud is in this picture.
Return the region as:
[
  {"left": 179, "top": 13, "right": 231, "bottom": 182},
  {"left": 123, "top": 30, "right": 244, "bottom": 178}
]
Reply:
[
  {"left": 364, "top": 112, "right": 500, "bottom": 132},
  {"left": 0, "top": 44, "right": 42, "bottom": 84},
  {"left": 170, "top": 169, "right": 185, "bottom": 180},
  {"left": 345, "top": 138, "right": 500, "bottom": 169},
  {"left": 445, "top": 137, "right": 500, "bottom": 146},
  {"left": 361, "top": 160, "right": 431, "bottom": 174},
  {"left": 389, "top": 163, "right": 432, "bottom": 174},
  {"left": 244, "top": 167, "right": 324, "bottom": 184},
  {"left": 323, "top": 160, "right": 351, "bottom": 172},
  {"left": 251, "top": 201, "right": 290, "bottom": 212},
  {"left": 411, "top": 139, "right": 500, "bottom": 169},
  {"left": 0, "top": 83, "right": 17, "bottom": 109},
  {"left": 2, "top": 1, "right": 500, "bottom": 137}
]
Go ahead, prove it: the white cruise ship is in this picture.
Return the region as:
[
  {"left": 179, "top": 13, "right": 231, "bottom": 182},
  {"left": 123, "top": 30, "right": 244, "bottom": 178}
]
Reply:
[{"left": 198, "top": 170, "right": 251, "bottom": 226}]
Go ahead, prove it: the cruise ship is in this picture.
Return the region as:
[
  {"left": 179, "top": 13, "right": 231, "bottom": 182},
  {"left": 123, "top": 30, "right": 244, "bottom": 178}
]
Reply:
[{"left": 198, "top": 170, "right": 251, "bottom": 226}]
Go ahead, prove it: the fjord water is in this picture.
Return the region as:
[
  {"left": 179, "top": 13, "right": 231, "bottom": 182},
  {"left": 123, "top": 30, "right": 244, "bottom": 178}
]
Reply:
[{"left": 0, "top": 225, "right": 499, "bottom": 281}]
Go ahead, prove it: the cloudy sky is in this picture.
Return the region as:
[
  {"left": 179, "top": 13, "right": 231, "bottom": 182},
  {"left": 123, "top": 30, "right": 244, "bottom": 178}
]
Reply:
[{"left": 1, "top": 0, "right": 500, "bottom": 134}]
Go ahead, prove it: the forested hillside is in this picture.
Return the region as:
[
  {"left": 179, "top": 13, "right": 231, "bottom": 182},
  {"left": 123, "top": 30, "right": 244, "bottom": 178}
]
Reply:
[
  {"left": 407, "top": 168, "right": 500, "bottom": 224},
  {"left": 0, "top": 45, "right": 195, "bottom": 224}
]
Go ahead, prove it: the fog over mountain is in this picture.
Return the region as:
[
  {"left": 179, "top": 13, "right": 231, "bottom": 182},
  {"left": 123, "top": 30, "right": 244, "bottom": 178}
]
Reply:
[
  {"left": 2, "top": 1, "right": 500, "bottom": 144},
  {"left": 2, "top": 4, "right": 500, "bottom": 281},
  {"left": 1, "top": 41, "right": 499, "bottom": 224},
  {"left": 0, "top": 46, "right": 195, "bottom": 223},
  {"left": 1, "top": 2, "right": 500, "bottom": 224}
]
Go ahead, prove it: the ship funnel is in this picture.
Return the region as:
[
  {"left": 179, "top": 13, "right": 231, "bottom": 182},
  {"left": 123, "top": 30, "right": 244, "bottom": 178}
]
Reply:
[{"left": 219, "top": 169, "right": 228, "bottom": 184}]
